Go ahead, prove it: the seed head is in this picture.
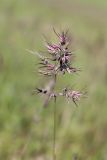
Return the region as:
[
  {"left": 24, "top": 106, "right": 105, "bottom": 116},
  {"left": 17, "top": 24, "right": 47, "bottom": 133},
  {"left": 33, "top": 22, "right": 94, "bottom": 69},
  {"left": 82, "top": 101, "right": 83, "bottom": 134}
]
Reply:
[{"left": 29, "top": 28, "right": 86, "bottom": 107}]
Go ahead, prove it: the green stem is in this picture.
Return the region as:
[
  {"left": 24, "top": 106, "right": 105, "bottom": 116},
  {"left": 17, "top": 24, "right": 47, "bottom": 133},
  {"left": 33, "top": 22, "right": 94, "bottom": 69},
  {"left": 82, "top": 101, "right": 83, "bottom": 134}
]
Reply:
[{"left": 53, "top": 100, "right": 56, "bottom": 160}]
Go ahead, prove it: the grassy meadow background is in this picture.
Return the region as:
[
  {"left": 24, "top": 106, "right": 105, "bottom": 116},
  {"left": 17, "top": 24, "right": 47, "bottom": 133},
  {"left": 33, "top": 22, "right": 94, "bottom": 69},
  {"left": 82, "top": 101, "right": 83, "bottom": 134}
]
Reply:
[{"left": 0, "top": 0, "right": 107, "bottom": 159}]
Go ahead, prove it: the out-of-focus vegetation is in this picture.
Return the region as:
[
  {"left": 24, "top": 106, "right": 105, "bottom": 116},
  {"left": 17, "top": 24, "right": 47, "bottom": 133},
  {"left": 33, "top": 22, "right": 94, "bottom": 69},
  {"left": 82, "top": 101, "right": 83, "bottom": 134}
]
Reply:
[{"left": 0, "top": 0, "right": 107, "bottom": 159}]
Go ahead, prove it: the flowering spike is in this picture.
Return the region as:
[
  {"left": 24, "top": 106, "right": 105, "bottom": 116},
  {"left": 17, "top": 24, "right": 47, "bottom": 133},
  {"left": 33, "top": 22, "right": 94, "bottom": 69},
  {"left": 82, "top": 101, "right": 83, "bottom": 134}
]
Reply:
[{"left": 29, "top": 28, "right": 86, "bottom": 107}]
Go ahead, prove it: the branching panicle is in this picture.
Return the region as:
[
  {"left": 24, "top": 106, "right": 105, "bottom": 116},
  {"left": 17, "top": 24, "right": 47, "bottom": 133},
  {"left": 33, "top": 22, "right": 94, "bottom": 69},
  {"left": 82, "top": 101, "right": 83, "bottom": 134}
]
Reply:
[{"left": 29, "top": 28, "right": 85, "bottom": 106}]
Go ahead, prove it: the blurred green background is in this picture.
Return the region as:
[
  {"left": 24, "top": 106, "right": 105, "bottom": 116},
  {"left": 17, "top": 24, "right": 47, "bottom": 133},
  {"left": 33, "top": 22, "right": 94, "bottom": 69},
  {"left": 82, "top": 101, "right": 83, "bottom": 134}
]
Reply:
[{"left": 0, "top": 0, "right": 107, "bottom": 159}]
